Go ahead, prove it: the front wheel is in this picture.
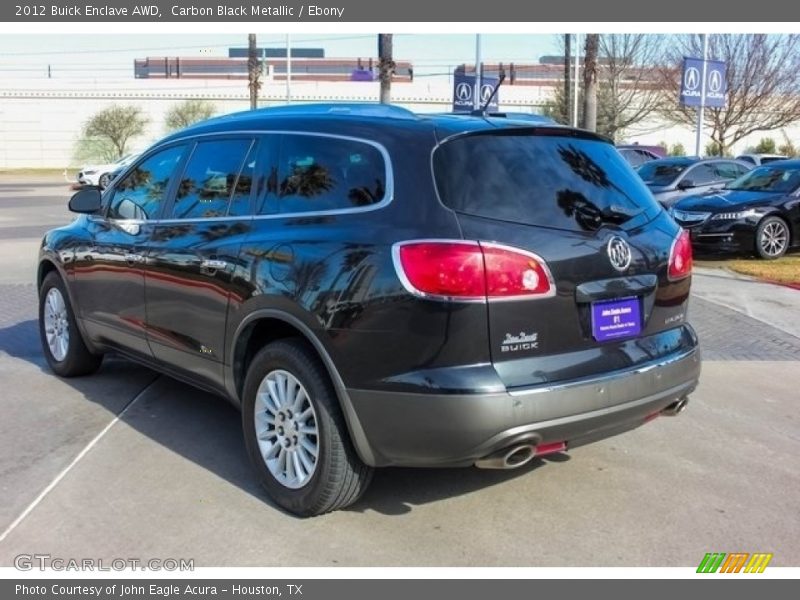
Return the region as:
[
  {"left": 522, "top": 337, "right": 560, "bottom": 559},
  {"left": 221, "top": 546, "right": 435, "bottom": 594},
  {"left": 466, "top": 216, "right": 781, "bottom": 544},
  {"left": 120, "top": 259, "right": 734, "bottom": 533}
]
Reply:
[
  {"left": 38, "top": 272, "right": 103, "bottom": 376},
  {"left": 242, "top": 339, "right": 373, "bottom": 517},
  {"left": 755, "top": 216, "right": 790, "bottom": 260}
]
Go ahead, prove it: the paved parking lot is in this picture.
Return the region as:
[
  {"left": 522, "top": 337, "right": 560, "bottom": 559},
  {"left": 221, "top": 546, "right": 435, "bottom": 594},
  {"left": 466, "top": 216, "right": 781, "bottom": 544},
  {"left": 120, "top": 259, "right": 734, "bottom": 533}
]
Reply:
[{"left": 0, "top": 176, "right": 798, "bottom": 567}]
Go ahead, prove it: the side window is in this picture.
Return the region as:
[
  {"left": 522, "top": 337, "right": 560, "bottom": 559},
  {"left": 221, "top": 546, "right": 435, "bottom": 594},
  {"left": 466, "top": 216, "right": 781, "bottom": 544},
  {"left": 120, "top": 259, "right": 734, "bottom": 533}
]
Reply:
[
  {"left": 687, "top": 164, "right": 716, "bottom": 185},
  {"left": 274, "top": 135, "right": 387, "bottom": 214},
  {"left": 736, "top": 163, "right": 752, "bottom": 177},
  {"left": 108, "top": 146, "right": 185, "bottom": 220},
  {"left": 714, "top": 162, "right": 742, "bottom": 180},
  {"left": 228, "top": 142, "right": 258, "bottom": 217},
  {"left": 738, "top": 156, "right": 756, "bottom": 165},
  {"left": 170, "top": 139, "right": 254, "bottom": 219}
]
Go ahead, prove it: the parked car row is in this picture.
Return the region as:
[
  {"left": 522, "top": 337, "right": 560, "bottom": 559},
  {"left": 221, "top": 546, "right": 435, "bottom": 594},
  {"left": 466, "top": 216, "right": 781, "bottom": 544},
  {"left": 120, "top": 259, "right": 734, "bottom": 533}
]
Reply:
[
  {"left": 617, "top": 146, "right": 797, "bottom": 260},
  {"left": 670, "top": 161, "right": 800, "bottom": 259}
]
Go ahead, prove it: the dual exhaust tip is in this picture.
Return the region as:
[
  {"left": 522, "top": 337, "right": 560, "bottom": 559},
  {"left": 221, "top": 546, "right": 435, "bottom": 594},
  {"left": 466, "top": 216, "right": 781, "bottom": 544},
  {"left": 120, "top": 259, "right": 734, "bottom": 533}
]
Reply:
[
  {"left": 475, "top": 397, "right": 690, "bottom": 470},
  {"left": 661, "top": 397, "right": 689, "bottom": 417},
  {"left": 475, "top": 441, "right": 566, "bottom": 470}
]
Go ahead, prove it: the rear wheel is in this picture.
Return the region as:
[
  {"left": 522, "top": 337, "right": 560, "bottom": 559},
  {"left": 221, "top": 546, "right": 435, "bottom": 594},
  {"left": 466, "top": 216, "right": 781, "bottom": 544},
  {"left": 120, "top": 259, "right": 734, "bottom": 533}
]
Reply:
[
  {"left": 242, "top": 338, "right": 373, "bottom": 516},
  {"left": 755, "top": 216, "right": 789, "bottom": 260},
  {"left": 38, "top": 272, "right": 103, "bottom": 376}
]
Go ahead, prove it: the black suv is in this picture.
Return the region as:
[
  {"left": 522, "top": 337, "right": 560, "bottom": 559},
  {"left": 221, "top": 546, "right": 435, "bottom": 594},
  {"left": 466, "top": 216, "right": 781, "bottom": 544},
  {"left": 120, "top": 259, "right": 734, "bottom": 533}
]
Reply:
[{"left": 38, "top": 104, "right": 701, "bottom": 516}]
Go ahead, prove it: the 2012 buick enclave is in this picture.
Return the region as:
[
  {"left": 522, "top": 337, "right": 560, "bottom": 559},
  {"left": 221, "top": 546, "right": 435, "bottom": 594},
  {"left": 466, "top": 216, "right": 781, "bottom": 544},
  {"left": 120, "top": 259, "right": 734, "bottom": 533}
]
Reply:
[{"left": 38, "top": 104, "right": 701, "bottom": 516}]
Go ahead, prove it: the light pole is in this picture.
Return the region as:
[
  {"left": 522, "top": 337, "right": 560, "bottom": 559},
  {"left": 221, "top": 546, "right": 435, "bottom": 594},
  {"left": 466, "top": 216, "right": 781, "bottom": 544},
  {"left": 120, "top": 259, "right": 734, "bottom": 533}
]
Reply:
[
  {"left": 473, "top": 34, "right": 483, "bottom": 111},
  {"left": 694, "top": 34, "right": 709, "bottom": 156}
]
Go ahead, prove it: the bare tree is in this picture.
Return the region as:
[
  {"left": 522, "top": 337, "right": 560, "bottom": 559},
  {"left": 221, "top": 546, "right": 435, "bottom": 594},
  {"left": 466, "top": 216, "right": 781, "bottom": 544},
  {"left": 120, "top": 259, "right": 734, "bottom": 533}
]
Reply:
[
  {"left": 378, "top": 34, "right": 394, "bottom": 104},
  {"left": 82, "top": 105, "right": 148, "bottom": 160},
  {"left": 248, "top": 33, "right": 261, "bottom": 110},
  {"left": 164, "top": 99, "right": 216, "bottom": 132},
  {"left": 598, "top": 34, "right": 665, "bottom": 140},
  {"left": 582, "top": 34, "right": 599, "bottom": 131},
  {"left": 658, "top": 34, "right": 800, "bottom": 154},
  {"left": 547, "top": 34, "right": 666, "bottom": 140}
]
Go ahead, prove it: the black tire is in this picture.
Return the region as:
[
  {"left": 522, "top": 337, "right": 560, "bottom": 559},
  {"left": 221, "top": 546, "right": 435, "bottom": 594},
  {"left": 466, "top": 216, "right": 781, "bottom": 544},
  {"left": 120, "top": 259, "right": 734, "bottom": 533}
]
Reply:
[
  {"left": 38, "top": 271, "right": 103, "bottom": 377},
  {"left": 242, "top": 338, "right": 373, "bottom": 517},
  {"left": 755, "top": 216, "right": 790, "bottom": 260},
  {"left": 98, "top": 173, "right": 111, "bottom": 189}
]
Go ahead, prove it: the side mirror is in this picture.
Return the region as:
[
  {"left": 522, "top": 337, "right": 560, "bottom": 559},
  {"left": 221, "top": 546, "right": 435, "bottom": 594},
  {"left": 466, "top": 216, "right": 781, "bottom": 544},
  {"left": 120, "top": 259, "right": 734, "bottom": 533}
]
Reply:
[
  {"left": 677, "top": 179, "right": 696, "bottom": 190},
  {"left": 68, "top": 188, "right": 102, "bottom": 214}
]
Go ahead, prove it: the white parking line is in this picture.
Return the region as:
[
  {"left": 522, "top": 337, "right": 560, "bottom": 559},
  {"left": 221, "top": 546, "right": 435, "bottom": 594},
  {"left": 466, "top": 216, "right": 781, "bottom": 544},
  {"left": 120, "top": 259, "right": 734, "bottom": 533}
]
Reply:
[{"left": 0, "top": 376, "right": 159, "bottom": 544}]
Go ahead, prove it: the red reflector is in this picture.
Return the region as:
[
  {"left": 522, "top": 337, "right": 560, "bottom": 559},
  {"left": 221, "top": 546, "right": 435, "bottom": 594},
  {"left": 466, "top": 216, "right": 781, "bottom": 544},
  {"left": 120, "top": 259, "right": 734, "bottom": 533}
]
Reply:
[
  {"left": 668, "top": 229, "right": 693, "bottom": 281},
  {"left": 396, "top": 241, "right": 485, "bottom": 299},
  {"left": 535, "top": 441, "right": 567, "bottom": 457},
  {"left": 393, "top": 240, "right": 555, "bottom": 301},
  {"left": 643, "top": 411, "right": 660, "bottom": 424}
]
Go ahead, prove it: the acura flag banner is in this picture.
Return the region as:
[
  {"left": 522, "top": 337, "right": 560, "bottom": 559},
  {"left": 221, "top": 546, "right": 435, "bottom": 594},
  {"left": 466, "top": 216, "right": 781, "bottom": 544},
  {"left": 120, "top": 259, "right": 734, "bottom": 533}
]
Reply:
[{"left": 680, "top": 56, "right": 727, "bottom": 108}]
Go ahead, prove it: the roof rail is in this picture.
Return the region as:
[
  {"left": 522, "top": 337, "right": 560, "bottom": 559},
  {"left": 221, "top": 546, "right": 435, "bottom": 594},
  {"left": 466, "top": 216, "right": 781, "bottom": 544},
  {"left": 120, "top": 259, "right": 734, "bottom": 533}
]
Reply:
[{"left": 251, "top": 103, "right": 419, "bottom": 120}]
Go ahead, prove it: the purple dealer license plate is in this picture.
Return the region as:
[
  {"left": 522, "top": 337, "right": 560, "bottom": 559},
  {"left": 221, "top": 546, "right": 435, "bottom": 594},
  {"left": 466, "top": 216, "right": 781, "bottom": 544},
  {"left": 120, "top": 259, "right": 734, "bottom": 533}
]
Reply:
[{"left": 591, "top": 297, "right": 641, "bottom": 342}]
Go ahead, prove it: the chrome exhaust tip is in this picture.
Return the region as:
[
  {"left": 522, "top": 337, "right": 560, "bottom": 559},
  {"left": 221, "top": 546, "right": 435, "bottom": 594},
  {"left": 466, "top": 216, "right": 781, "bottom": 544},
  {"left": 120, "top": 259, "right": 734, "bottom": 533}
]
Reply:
[
  {"left": 475, "top": 444, "right": 536, "bottom": 470},
  {"left": 661, "top": 397, "right": 689, "bottom": 417}
]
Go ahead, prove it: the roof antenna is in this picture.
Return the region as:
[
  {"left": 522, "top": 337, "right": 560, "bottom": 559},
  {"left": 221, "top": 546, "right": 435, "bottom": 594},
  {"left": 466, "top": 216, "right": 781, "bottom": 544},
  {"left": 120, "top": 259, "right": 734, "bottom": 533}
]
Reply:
[{"left": 472, "top": 71, "right": 506, "bottom": 116}]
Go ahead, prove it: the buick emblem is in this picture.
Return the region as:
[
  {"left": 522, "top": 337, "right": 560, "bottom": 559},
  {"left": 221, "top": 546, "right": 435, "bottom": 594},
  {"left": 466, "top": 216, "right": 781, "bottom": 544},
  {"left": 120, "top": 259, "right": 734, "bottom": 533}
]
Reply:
[{"left": 607, "top": 236, "right": 632, "bottom": 272}]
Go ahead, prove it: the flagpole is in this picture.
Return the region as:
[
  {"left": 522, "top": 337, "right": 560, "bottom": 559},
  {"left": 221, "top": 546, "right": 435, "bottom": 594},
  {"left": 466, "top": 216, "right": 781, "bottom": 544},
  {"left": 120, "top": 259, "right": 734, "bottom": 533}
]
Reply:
[{"left": 695, "top": 34, "right": 708, "bottom": 156}]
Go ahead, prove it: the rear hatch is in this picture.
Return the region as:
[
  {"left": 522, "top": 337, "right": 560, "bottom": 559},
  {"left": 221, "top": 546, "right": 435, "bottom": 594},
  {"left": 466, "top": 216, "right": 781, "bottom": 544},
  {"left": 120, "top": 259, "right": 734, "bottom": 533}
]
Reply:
[{"left": 432, "top": 128, "right": 693, "bottom": 389}]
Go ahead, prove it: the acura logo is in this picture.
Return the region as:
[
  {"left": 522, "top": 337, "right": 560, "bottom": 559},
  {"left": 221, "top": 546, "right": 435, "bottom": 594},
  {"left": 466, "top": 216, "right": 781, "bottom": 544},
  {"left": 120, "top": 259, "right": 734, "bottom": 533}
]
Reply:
[
  {"left": 684, "top": 66, "right": 700, "bottom": 91},
  {"left": 708, "top": 69, "right": 723, "bottom": 93},
  {"left": 455, "top": 82, "right": 472, "bottom": 102},
  {"left": 607, "top": 236, "right": 632, "bottom": 272}
]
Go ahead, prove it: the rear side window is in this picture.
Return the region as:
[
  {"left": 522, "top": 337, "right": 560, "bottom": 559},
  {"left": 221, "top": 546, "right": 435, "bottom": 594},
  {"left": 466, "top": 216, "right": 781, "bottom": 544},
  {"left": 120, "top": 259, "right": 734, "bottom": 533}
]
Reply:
[
  {"left": 108, "top": 145, "right": 186, "bottom": 220},
  {"left": 713, "top": 162, "right": 744, "bottom": 180},
  {"left": 170, "top": 138, "right": 254, "bottom": 219},
  {"left": 637, "top": 161, "right": 689, "bottom": 186},
  {"left": 272, "top": 135, "right": 386, "bottom": 214},
  {"left": 687, "top": 164, "right": 717, "bottom": 185},
  {"left": 434, "top": 133, "right": 661, "bottom": 232}
]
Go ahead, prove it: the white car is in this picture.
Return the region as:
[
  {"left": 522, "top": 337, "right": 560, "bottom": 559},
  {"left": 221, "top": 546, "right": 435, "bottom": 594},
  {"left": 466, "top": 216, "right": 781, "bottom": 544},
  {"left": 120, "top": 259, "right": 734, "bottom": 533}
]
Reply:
[
  {"left": 77, "top": 153, "right": 139, "bottom": 189},
  {"left": 735, "top": 153, "right": 789, "bottom": 166}
]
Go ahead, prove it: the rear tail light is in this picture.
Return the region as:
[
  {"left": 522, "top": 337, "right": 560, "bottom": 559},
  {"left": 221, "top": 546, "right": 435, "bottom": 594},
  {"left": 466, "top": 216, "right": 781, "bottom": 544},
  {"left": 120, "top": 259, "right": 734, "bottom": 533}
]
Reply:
[
  {"left": 393, "top": 240, "right": 555, "bottom": 301},
  {"left": 668, "top": 229, "right": 693, "bottom": 281}
]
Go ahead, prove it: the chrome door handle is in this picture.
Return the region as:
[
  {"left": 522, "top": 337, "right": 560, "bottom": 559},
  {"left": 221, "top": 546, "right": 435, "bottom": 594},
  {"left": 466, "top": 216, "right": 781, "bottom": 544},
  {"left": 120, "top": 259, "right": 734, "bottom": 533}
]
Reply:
[
  {"left": 125, "top": 253, "right": 145, "bottom": 264},
  {"left": 201, "top": 259, "right": 228, "bottom": 271}
]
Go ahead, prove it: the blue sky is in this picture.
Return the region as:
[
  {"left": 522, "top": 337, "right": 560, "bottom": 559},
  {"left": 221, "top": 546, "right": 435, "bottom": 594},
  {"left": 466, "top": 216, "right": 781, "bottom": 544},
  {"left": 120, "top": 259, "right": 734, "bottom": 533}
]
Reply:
[{"left": 0, "top": 33, "right": 560, "bottom": 79}]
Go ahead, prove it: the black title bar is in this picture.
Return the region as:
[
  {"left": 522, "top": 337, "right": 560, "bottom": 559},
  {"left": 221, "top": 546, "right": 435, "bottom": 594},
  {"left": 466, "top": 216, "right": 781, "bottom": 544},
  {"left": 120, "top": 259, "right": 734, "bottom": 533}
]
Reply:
[{"left": 4, "top": 0, "right": 800, "bottom": 21}]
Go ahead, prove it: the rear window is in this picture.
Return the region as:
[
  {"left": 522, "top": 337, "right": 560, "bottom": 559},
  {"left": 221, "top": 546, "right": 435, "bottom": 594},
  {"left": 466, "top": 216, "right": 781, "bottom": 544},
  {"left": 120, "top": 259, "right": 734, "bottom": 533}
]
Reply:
[
  {"left": 637, "top": 161, "right": 690, "bottom": 186},
  {"left": 433, "top": 132, "right": 661, "bottom": 232}
]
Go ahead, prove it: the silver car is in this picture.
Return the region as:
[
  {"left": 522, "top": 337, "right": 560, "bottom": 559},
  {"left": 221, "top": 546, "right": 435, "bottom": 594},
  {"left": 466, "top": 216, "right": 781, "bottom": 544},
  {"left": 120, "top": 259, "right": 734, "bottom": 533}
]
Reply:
[{"left": 637, "top": 157, "right": 753, "bottom": 208}]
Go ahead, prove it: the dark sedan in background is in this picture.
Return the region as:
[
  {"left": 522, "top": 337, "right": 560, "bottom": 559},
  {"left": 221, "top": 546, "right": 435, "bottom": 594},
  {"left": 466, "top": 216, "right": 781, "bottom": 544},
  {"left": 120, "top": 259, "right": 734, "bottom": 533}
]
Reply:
[
  {"left": 671, "top": 161, "right": 800, "bottom": 259},
  {"left": 638, "top": 157, "right": 752, "bottom": 208}
]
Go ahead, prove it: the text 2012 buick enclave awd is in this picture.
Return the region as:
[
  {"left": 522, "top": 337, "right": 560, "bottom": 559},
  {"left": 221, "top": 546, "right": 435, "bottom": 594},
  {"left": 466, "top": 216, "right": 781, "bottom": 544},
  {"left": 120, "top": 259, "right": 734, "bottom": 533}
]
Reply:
[{"left": 38, "top": 104, "right": 701, "bottom": 516}]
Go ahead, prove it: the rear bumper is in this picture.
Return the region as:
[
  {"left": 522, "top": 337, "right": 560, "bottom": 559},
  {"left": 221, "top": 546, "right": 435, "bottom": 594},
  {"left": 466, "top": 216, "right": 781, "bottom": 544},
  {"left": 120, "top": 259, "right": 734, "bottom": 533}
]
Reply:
[{"left": 346, "top": 347, "right": 701, "bottom": 467}]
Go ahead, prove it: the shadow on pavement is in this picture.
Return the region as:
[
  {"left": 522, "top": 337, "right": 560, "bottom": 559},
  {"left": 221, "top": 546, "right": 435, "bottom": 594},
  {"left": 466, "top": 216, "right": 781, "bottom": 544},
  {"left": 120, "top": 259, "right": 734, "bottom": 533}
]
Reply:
[
  {"left": 348, "top": 454, "right": 570, "bottom": 516},
  {"left": 1, "top": 318, "right": 556, "bottom": 517}
]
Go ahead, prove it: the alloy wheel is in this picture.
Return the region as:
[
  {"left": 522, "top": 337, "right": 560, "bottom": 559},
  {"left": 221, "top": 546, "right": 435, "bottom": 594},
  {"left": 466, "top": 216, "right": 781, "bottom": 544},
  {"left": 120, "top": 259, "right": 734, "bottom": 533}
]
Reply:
[
  {"left": 43, "top": 287, "right": 70, "bottom": 361},
  {"left": 253, "top": 369, "right": 319, "bottom": 489}
]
